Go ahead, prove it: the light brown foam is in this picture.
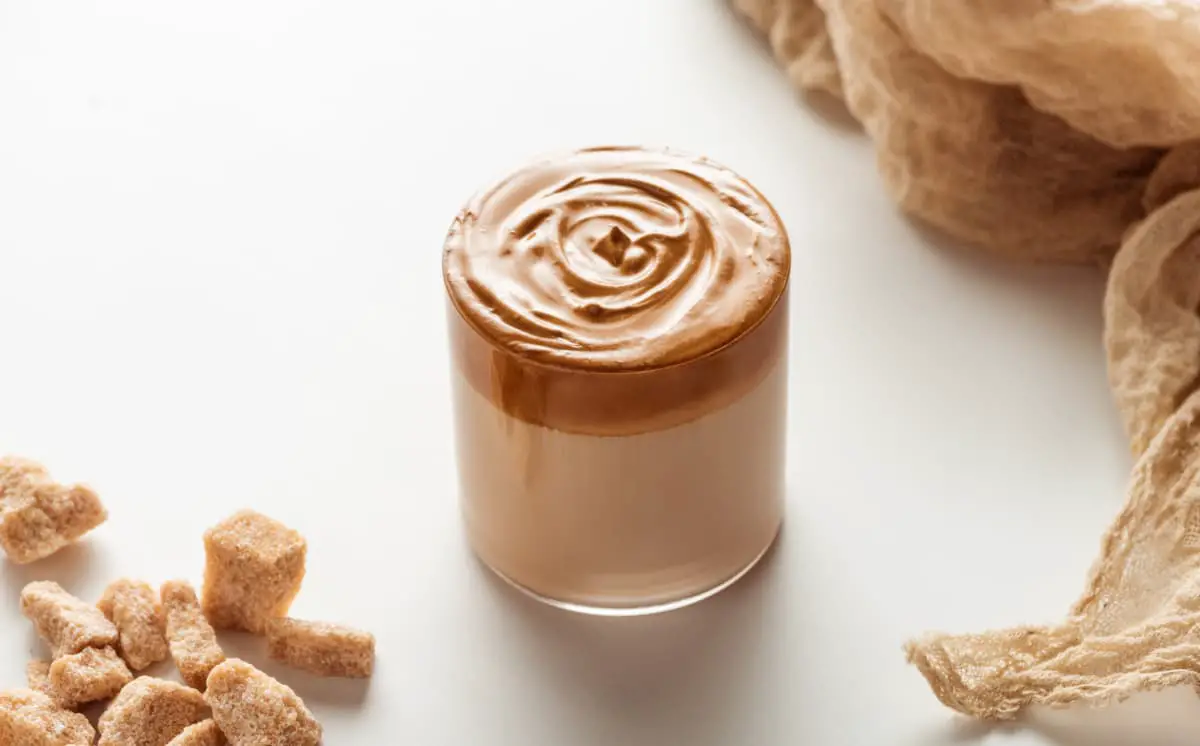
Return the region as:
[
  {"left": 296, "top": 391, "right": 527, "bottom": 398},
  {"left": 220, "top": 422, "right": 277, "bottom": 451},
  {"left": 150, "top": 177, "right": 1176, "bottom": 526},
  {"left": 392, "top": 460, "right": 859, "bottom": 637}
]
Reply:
[
  {"left": 444, "top": 146, "right": 790, "bottom": 435},
  {"left": 443, "top": 146, "right": 788, "bottom": 370},
  {"left": 449, "top": 290, "right": 787, "bottom": 435}
]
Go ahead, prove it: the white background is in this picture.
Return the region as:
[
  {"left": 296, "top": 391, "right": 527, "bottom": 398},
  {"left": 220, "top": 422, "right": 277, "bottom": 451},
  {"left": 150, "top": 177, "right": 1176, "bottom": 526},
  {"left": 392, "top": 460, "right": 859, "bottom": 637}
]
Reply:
[{"left": 0, "top": 1, "right": 1194, "bottom": 744}]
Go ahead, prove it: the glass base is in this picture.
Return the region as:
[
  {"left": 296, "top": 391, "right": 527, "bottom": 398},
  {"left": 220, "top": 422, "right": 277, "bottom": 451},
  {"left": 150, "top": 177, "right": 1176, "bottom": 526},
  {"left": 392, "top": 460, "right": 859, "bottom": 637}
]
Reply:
[{"left": 478, "top": 527, "right": 781, "bottom": 617}]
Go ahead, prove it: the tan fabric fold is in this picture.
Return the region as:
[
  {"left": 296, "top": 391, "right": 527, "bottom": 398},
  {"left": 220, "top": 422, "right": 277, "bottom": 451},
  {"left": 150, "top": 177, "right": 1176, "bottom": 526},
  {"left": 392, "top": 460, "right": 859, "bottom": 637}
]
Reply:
[
  {"left": 732, "top": 0, "right": 842, "bottom": 100},
  {"left": 873, "top": 0, "right": 1200, "bottom": 149},
  {"left": 732, "top": 0, "right": 1160, "bottom": 265},
  {"left": 731, "top": 0, "right": 1200, "bottom": 721},
  {"left": 1106, "top": 188, "right": 1200, "bottom": 458},
  {"left": 908, "top": 377, "right": 1200, "bottom": 718}
]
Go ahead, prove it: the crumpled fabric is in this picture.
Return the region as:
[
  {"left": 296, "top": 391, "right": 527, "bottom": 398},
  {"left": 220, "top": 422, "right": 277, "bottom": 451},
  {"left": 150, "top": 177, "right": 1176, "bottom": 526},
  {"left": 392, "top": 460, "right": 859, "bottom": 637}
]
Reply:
[
  {"left": 732, "top": 0, "right": 1200, "bottom": 721},
  {"left": 735, "top": 0, "right": 1162, "bottom": 265}
]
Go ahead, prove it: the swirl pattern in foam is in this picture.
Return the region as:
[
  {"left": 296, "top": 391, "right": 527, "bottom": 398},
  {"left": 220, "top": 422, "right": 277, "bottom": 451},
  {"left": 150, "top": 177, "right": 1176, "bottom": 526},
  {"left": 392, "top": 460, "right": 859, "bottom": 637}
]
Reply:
[{"left": 443, "top": 146, "right": 790, "bottom": 370}]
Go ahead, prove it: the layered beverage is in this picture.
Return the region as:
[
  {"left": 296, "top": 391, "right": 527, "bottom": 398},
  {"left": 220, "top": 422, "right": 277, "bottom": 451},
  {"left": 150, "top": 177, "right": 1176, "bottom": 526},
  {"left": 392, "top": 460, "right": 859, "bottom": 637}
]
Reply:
[{"left": 443, "top": 146, "right": 790, "bottom": 615}]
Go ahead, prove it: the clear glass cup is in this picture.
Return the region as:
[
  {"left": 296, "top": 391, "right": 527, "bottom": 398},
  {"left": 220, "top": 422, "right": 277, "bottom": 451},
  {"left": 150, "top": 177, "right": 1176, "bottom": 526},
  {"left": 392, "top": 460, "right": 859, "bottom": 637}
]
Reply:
[{"left": 443, "top": 146, "right": 790, "bottom": 615}]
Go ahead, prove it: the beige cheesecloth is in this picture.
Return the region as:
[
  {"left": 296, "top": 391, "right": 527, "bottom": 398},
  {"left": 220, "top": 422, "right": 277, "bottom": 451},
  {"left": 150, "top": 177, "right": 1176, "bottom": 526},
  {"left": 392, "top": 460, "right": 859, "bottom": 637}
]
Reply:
[{"left": 731, "top": 0, "right": 1200, "bottom": 722}]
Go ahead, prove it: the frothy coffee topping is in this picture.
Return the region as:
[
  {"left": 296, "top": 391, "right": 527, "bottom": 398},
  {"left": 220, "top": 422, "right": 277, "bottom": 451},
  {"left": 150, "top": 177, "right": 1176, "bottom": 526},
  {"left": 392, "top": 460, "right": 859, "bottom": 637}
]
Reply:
[{"left": 443, "top": 147, "right": 790, "bottom": 370}]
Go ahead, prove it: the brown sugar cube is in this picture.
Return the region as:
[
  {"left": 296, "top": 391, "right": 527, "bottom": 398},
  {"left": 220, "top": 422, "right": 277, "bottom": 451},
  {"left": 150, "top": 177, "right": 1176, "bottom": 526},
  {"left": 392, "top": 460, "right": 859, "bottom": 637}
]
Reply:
[
  {"left": 21, "top": 581, "right": 119, "bottom": 658},
  {"left": 48, "top": 647, "right": 133, "bottom": 709},
  {"left": 166, "top": 720, "right": 226, "bottom": 746},
  {"left": 266, "top": 617, "right": 375, "bottom": 678},
  {"left": 201, "top": 510, "right": 306, "bottom": 634},
  {"left": 98, "top": 579, "right": 170, "bottom": 671},
  {"left": 205, "top": 659, "right": 321, "bottom": 746},
  {"left": 97, "top": 677, "right": 207, "bottom": 746},
  {"left": 0, "top": 457, "right": 107, "bottom": 564},
  {"left": 25, "top": 661, "right": 51, "bottom": 696},
  {"left": 0, "top": 688, "right": 96, "bottom": 745},
  {"left": 161, "top": 580, "right": 226, "bottom": 691}
]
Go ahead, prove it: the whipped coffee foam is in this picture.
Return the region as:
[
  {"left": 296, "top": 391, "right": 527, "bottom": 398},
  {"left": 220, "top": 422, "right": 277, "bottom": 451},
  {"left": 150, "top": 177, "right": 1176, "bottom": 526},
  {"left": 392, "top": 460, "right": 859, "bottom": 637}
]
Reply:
[{"left": 443, "top": 146, "right": 789, "bottom": 371}]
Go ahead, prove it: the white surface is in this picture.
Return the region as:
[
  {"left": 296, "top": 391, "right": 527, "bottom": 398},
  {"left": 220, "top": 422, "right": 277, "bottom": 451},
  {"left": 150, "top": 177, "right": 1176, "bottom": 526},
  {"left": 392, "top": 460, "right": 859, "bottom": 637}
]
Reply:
[{"left": 0, "top": 1, "right": 1192, "bottom": 744}]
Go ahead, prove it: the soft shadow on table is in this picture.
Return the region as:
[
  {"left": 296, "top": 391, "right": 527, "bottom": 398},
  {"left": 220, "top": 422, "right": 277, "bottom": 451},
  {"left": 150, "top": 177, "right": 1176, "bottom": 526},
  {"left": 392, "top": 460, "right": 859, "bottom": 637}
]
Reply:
[
  {"left": 1, "top": 541, "right": 101, "bottom": 599},
  {"left": 1026, "top": 688, "right": 1200, "bottom": 746},
  {"left": 903, "top": 217, "right": 1127, "bottom": 444},
  {"left": 905, "top": 217, "right": 1108, "bottom": 316},
  {"left": 219, "top": 632, "right": 371, "bottom": 710},
  {"left": 2, "top": 542, "right": 112, "bottom": 659},
  {"left": 480, "top": 525, "right": 788, "bottom": 734},
  {"left": 918, "top": 688, "right": 1200, "bottom": 746}
]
